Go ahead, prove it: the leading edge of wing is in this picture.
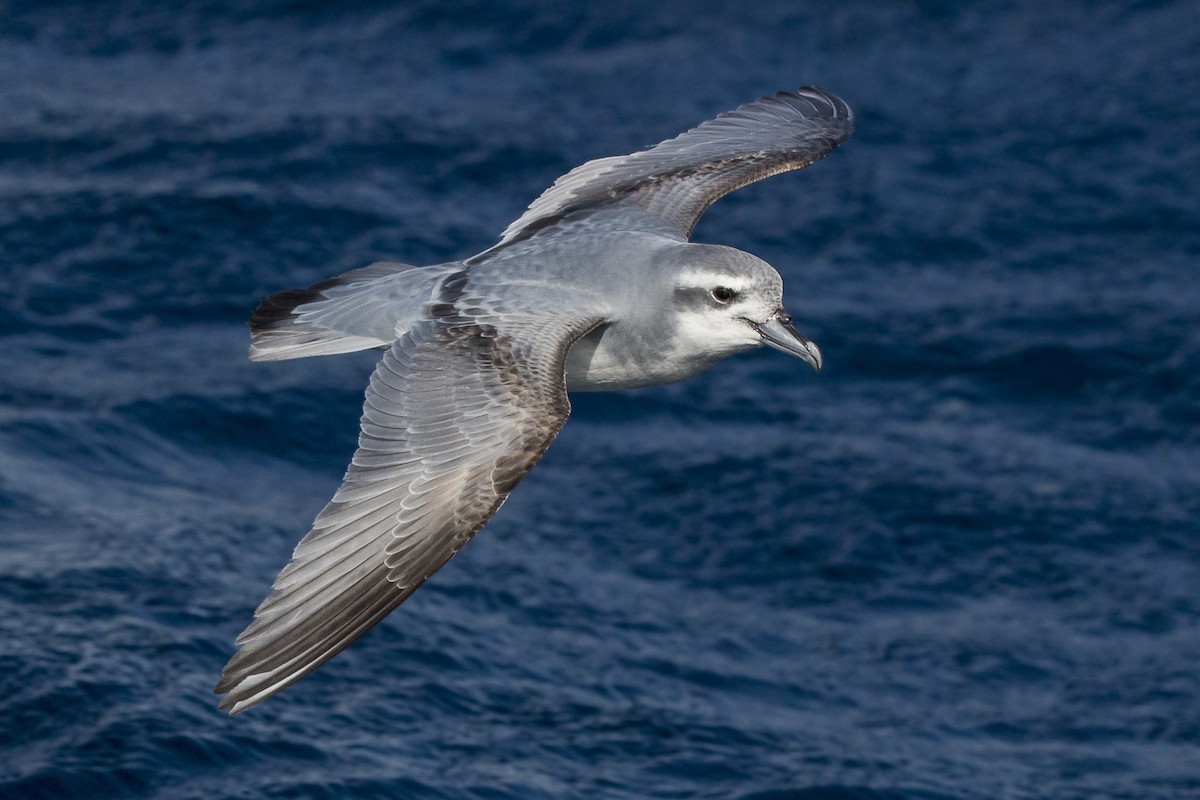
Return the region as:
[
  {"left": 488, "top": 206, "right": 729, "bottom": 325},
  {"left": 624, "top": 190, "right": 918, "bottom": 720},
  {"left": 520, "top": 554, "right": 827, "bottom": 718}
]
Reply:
[{"left": 489, "top": 86, "right": 854, "bottom": 251}]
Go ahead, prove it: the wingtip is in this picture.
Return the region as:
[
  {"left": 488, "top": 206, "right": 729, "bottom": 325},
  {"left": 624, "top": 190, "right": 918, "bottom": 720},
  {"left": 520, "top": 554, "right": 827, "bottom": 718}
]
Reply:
[
  {"left": 792, "top": 85, "right": 855, "bottom": 127},
  {"left": 746, "top": 86, "right": 854, "bottom": 144},
  {"left": 218, "top": 698, "right": 252, "bottom": 716},
  {"left": 214, "top": 693, "right": 238, "bottom": 714},
  {"left": 213, "top": 682, "right": 241, "bottom": 714},
  {"left": 212, "top": 666, "right": 287, "bottom": 715},
  {"left": 213, "top": 672, "right": 244, "bottom": 713}
]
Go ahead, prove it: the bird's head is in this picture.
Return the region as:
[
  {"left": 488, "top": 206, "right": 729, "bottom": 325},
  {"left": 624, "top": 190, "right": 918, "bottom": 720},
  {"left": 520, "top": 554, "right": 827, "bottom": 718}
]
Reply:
[{"left": 665, "top": 244, "right": 822, "bottom": 371}]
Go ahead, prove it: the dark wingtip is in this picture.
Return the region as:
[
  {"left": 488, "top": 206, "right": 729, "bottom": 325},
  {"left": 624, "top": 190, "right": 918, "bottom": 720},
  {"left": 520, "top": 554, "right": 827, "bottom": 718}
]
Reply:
[{"left": 790, "top": 85, "right": 855, "bottom": 135}]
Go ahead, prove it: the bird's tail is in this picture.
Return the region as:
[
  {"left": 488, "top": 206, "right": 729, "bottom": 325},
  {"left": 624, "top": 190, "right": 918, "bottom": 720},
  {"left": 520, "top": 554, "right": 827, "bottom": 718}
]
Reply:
[{"left": 248, "top": 262, "right": 426, "bottom": 361}]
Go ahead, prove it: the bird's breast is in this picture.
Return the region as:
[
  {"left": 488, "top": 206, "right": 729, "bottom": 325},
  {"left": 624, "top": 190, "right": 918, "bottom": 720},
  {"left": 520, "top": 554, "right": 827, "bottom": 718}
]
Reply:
[{"left": 563, "top": 323, "right": 725, "bottom": 392}]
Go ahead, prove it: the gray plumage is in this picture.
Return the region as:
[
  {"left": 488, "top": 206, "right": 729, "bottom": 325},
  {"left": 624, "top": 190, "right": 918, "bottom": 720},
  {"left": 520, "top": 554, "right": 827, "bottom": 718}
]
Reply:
[{"left": 217, "top": 86, "right": 854, "bottom": 713}]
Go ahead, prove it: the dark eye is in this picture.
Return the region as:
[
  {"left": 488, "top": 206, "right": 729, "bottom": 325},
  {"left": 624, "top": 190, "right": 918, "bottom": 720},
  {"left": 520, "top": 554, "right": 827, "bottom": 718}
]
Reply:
[{"left": 711, "top": 286, "right": 736, "bottom": 303}]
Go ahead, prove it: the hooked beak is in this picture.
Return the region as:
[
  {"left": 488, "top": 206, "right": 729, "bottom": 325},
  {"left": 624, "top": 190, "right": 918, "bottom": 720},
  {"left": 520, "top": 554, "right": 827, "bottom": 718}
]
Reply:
[{"left": 752, "top": 311, "right": 823, "bottom": 371}]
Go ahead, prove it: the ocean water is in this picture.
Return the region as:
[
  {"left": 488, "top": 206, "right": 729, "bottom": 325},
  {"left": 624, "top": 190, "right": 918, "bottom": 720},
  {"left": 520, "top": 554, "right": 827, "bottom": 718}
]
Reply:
[{"left": 1, "top": 1, "right": 1198, "bottom": 798}]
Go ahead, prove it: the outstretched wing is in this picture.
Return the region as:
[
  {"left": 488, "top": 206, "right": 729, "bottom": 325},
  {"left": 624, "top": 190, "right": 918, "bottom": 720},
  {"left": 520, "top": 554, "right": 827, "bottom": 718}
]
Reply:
[
  {"left": 494, "top": 86, "right": 853, "bottom": 248},
  {"left": 216, "top": 306, "right": 604, "bottom": 713}
]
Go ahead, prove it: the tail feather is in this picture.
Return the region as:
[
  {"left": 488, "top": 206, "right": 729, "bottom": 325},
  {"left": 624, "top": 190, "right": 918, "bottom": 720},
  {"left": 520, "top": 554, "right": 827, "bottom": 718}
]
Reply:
[{"left": 248, "top": 262, "right": 421, "bottom": 361}]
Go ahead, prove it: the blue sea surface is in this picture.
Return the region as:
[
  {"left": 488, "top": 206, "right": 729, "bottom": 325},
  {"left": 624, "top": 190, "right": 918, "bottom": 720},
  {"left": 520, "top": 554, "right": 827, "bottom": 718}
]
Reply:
[{"left": 2, "top": 2, "right": 1198, "bottom": 798}]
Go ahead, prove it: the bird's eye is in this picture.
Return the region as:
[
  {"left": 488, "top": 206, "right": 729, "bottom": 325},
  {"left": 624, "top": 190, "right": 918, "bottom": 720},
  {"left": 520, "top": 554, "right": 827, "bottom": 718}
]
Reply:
[{"left": 711, "top": 286, "right": 736, "bottom": 303}]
